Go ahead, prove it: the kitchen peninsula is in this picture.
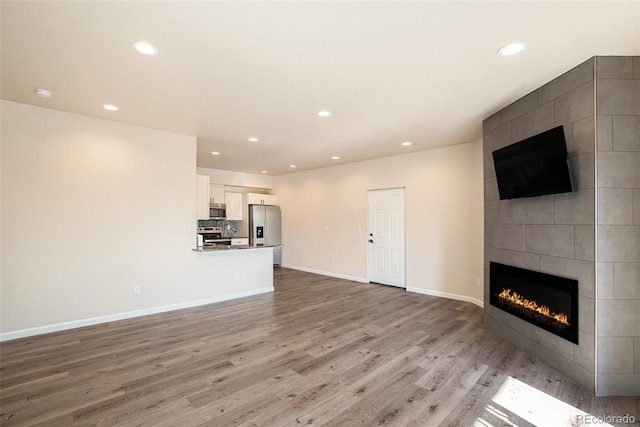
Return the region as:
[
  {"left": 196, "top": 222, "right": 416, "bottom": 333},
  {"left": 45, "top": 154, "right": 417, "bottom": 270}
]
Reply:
[{"left": 193, "top": 244, "right": 280, "bottom": 252}]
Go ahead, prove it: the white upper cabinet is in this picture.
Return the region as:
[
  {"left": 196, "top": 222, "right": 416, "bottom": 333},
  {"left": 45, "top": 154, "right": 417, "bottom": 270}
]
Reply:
[
  {"left": 247, "top": 193, "right": 277, "bottom": 206},
  {"left": 196, "top": 175, "right": 210, "bottom": 220},
  {"left": 209, "top": 184, "right": 225, "bottom": 204},
  {"left": 225, "top": 192, "right": 243, "bottom": 220}
]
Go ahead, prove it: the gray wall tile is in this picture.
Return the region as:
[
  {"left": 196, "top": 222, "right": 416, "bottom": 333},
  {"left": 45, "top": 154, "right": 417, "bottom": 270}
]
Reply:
[
  {"left": 598, "top": 299, "right": 640, "bottom": 336},
  {"left": 598, "top": 189, "right": 633, "bottom": 225},
  {"left": 483, "top": 154, "right": 495, "bottom": 178},
  {"left": 484, "top": 267, "right": 490, "bottom": 303},
  {"left": 537, "top": 349, "right": 595, "bottom": 392},
  {"left": 571, "top": 116, "right": 595, "bottom": 156},
  {"left": 501, "top": 323, "right": 535, "bottom": 351},
  {"left": 539, "top": 58, "right": 594, "bottom": 104},
  {"left": 569, "top": 152, "right": 595, "bottom": 190},
  {"left": 597, "top": 374, "right": 640, "bottom": 396},
  {"left": 484, "top": 177, "right": 500, "bottom": 201},
  {"left": 502, "top": 250, "right": 539, "bottom": 271},
  {"left": 579, "top": 296, "right": 595, "bottom": 335},
  {"left": 501, "top": 91, "right": 539, "bottom": 124},
  {"left": 597, "top": 152, "right": 640, "bottom": 189},
  {"left": 613, "top": 115, "right": 640, "bottom": 152},
  {"left": 525, "top": 322, "right": 574, "bottom": 360},
  {"left": 483, "top": 111, "right": 502, "bottom": 134},
  {"left": 596, "top": 56, "right": 634, "bottom": 79},
  {"left": 511, "top": 102, "right": 554, "bottom": 143},
  {"left": 485, "top": 224, "right": 493, "bottom": 247},
  {"left": 574, "top": 225, "right": 595, "bottom": 261},
  {"left": 597, "top": 79, "right": 640, "bottom": 115},
  {"left": 614, "top": 262, "right": 640, "bottom": 299},
  {"left": 635, "top": 190, "right": 640, "bottom": 225},
  {"left": 483, "top": 122, "right": 511, "bottom": 155},
  {"left": 597, "top": 262, "right": 614, "bottom": 300},
  {"left": 525, "top": 224, "right": 574, "bottom": 257},
  {"left": 597, "top": 115, "right": 613, "bottom": 151},
  {"left": 485, "top": 200, "right": 511, "bottom": 224},
  {"left": 598, "top": 337, "right": 635, "bottom": 374},
  {"left": 554, "top": 189, "right": 594, "bottom": 225},
  {"left": 491, "top": 306, "right": 528, "bottom": 334},
  {"left": 598, "top": 225, "right": 640, "bottom": 263},
  {"left": 493, "top": 224, "right": 525, "bottom": 251},
  {"left": 485, "top": 247, "right": 504, "bottom": 269},
  {"left": 574, "top": 331, "right": 595, "bottom": 372},
  {"left": 635, "top": 57, "right": 640, "bottom": 80},
  {"left": 539, "top": 256, "right": 594, "bottom": 298},
  {"left": 554, "top": 82, "right": 594, "bottom": 126},
  {"left": 512, "top": 196, "right": 554, "bottom": 224},
  {"left": 635, "top": 337, "right": 640, "bottom": 374}
]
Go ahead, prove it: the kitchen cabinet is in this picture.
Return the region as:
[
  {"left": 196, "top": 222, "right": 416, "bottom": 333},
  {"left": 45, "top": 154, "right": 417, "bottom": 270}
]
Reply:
[
  {"left": 231, "top": 238, "right": 249, "bottom": 246},
  {"left": 196, "top": 175, "right": 210, "bottom": 220},
  {"left": 225, "top": 192, "right": 243, "bottom": 220},
  {"left": 247, "top": 193, "right": 277, "bottom": 206},
  {"left": 209, "top": 184, "right": 225, "bottom": 204}
]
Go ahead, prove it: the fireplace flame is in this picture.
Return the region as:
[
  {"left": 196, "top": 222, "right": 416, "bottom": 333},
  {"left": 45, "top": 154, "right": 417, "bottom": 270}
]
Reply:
[{"left": 497, "top": 289, "right": 569, "bottom": 326}]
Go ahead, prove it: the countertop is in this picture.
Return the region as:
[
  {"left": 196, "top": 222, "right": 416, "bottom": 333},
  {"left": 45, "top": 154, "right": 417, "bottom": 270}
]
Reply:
[{"left": 192, "top": 244, "right": 281, "bottom": 252}]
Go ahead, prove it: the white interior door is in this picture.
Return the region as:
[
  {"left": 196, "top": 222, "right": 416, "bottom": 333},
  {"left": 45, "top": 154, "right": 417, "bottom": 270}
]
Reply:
[{"left": 368, "top": 188, "right": 405, "bottom": 288}]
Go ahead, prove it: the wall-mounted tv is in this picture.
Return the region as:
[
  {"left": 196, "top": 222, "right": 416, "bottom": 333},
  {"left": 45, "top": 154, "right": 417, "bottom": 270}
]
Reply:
[{"left": 492, "top": 126, "right": 574, "bottom": 200}]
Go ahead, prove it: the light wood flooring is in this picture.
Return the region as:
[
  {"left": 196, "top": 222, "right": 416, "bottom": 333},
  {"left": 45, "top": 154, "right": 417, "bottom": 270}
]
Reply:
[{"left": 1, "top": 268, "right": 638, "bottom": 426}]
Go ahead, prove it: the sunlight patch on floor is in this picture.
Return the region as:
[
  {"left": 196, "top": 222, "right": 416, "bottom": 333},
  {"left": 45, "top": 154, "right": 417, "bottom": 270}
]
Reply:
[{"left": 476, "top": 376, "right": 613, "bottom": 427}]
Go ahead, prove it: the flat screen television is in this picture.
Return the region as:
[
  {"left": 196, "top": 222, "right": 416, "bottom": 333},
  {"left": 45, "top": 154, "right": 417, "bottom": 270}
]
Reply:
[{"left": 492, "top": 125, "right": 574, "bottom": 200}]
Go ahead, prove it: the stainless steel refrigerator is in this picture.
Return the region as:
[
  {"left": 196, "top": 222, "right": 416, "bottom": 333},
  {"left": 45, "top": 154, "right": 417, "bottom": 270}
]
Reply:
[{"left": 249, "top": 204, "right": 282, "bottom": 266}]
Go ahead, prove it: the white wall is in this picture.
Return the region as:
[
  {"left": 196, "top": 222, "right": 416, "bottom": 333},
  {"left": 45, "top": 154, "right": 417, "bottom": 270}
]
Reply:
[
  {"left": 0, "top": 101, "right": 273, "bottom": 339},
  {"left": 273, "top": 140, "right": 484, "bottom": 306}
]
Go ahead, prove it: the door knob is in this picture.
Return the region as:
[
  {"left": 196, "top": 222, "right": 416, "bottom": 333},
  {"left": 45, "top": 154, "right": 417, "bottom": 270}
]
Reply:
[{"left": 368, "top": 239, "right": 374, "bottom": 243}]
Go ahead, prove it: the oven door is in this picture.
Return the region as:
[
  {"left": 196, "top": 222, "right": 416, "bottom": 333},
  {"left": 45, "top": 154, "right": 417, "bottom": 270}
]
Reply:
[{"left": 201, "top": 235, "right": 232, "bottom": 247}]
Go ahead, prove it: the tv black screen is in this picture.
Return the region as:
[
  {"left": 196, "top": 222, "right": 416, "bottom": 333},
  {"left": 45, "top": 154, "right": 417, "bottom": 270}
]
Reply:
[{"left": 492, "top": 126, "right": 574, "bottom": 200}]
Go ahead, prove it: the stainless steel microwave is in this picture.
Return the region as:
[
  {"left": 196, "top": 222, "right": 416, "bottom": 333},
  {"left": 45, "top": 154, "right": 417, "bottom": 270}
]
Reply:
[{"left": 209, "top": 203, "right": 226, "bottom": 219}]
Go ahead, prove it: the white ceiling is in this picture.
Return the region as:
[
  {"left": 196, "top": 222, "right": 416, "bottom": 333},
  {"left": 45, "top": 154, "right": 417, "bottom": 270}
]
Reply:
[{"left": 2, "top": 1, "right": 639, "bottom": 176}]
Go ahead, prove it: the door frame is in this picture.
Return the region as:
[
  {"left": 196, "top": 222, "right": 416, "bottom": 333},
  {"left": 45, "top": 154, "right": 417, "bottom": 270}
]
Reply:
[{"left": 367, "top": 187, "right": 406, "bottom": 288}]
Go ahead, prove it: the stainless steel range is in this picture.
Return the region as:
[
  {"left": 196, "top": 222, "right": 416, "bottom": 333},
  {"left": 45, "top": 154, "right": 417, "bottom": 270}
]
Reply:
[{"left": 197, "top": 226, "right": 231, "bottom": 247}]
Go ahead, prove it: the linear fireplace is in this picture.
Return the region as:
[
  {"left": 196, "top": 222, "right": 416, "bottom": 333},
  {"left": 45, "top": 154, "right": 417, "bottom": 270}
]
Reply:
[{"left": 489, "top": 262, "right": 579, "bottom": 344}]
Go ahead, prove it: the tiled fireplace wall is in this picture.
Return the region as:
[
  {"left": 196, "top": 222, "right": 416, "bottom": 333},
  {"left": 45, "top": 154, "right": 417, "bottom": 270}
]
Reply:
[
  {"left": 595, "top": 57, "right": 640, "bottom": 395},
  {"left": 483, "top": 56, "right": 640, "bottom": 396}
]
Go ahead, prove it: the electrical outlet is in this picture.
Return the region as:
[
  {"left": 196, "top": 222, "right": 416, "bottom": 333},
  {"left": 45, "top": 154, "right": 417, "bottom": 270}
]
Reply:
[
  {"left": 134, "top": 286, "right": 141, "bottom": 295},
  {"left": 332, "top": 258, "right": 336, "bottom": 264},
  {"left": 476, "top": 278, "right": 481, "bottom": 287},
  {"left": 235, "top": 272, "right": 240, "bottom": 281}
]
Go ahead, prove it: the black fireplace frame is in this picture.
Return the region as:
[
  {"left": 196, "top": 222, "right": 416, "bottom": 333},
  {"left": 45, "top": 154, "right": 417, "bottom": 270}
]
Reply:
[{"left": 490, "top": 262, "right": 579, "bottom": 345}]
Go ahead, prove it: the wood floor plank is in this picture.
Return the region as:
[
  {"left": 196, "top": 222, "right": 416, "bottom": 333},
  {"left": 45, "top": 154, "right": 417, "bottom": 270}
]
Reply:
[{"left": 1, "top": 267, "right": 638, "bottom": 426}]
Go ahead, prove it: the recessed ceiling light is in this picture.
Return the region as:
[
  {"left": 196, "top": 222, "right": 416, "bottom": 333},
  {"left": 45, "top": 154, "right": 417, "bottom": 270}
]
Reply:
[
  {"left": 248, "top": 137, "right": 259, "bottom": 142},
  {"left": 317, "top": 110, "right": 332, "bottom": 117},
  {"left": 261, "top": 170, "right": 268, "bottom": 174},
  {"left": 133, "top": 41, "right": 159, "bottom": 56},
  {"left": 103, "top": 104, "right": 119, "bottom": 111},
  {"left": 34, "top": 88, "right": 52, "bottom": 98},
  {"left": 331, "top": 156, "right": 340, "bottom": 160},
  {"left": 497, "top": 42, "right": 527, "bottom": 56},
  {"left": 211, "top": 151, "right": 220, "bottom": 155},
  {"left": 289, "top": 165, "right": 297, "bottom": 168},
  {"left": 401, "top": 141, "right": 412, "bottom": 146}
]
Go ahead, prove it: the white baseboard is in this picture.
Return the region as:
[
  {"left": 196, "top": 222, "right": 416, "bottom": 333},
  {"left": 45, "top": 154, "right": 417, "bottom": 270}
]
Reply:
[
  {"left": 281, "top": 265, "right": 483, "bottom": 308},
  {"left": 281, "top": 264, "right": 368, "bottom": 284},
  {"left": 406, "top": 287, "right": 484, "bottom": 308},
  {"left": 0, "top": 287, "right": 274, "bottom": 342}
]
